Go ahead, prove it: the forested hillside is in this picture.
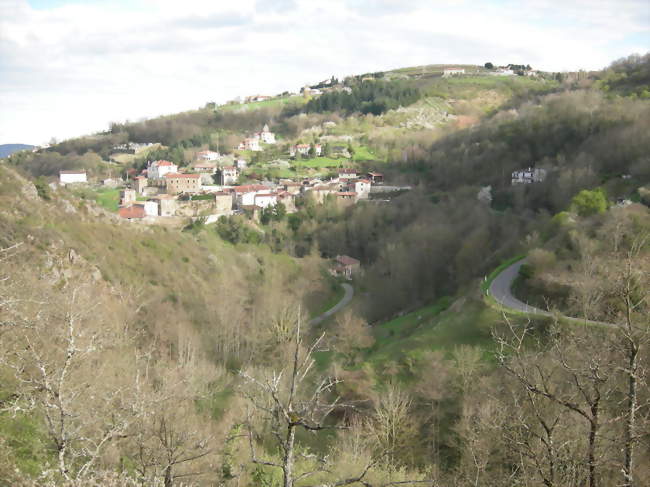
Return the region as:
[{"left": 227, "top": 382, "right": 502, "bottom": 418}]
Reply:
[{"left": 2, "top": 54, "right": 650, "bottom": 486}]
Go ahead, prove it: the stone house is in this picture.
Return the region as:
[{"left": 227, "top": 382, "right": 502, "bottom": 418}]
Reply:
[
  {"left": 148, "top": 160, "right": 178, "bottom": 180},
  {"left": 331, "top": 255, "right": 361, "bottom": 279},
  {"left": 219, "top": 166, "right": 238, "bottom": 185},
  {"left": 120, "top": 188, "right": 136, "bottom": 207},
  {"left": 214, "top": 192, "right": 233, "bottom": 214},
  {"left": 165, "top": 173, "right": 202, "bottom": 194},
  {"left": 134, "top": 176, "right": 147, "bottom": 194}
]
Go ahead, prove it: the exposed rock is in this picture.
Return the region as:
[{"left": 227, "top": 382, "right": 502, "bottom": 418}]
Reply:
[
  {"left": 61, "top": 198, "right": 76, "bottom": 214},
  {"left": 20, "top": 182, "right": 39, "bottom": 201}
]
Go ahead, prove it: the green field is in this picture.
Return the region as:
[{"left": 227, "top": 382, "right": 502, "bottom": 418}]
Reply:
[
  {"left": 352, "top": 145, "right": 380, "bottom": 162},
  {"left": 364, "top": 299, "right": 501, "bottom": 369},
  {"left": 292, "top": 156, "right": 347, "bottom": 168},
  {"left": 219, "top": 96, "right": 306, "bottom": 112}
]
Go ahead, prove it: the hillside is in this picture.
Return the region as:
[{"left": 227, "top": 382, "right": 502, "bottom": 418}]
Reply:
[{"left": 2, "top": 55, "right": 650, "bottom": 485}]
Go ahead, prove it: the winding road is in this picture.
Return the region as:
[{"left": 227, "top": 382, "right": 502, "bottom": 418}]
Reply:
[
  {"left": 487, "top": 257, "right": 614, "bottom": 327},
  {"left": 309, "top": 283, "right": 354, "bottom": 326},
  {"left": 488, "top": 258, "right": 551, "bottom": 316}
]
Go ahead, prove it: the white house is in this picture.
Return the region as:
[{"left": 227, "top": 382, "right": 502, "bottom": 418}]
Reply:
[
  {"left": 196, "top": 150, "right": 220, "bottom": 161},
  {"left": 255, "top": 124, "right": 276, "bottom": 144},
  {"left": 350, "top": 179, "right": 371, "bottom": 199},
  {"left": 290, "top": 144, "right": 322, "bottom": 157},
  {"left": 235, "top": 158, "right": 248, "bottom": 170},
  {"left": 237, "top": 138, "right": 261, "bottom": 151},
  {"left": 511, "top": 167, "right": 547, "bottom": 185},
  {"left": 148, "top": 160, "right": 178, "bottom": 179},
  {"left": 338, "top": 168, "right": 358, "bottom": 180},
  {"left": 219, "top": 166, "right": 238, "bottom": 185},
  {"left": 443, "top": 68, "right": 465, "bottom": 76},
  {"left": 233, "top": 184, "right": 271, "bottom": 206},
  {"left": 134, "top": 200, "right": 159, "bottom": 217},
  {"left": 254, "top": 193, "right": 278, "bottom": 209},
  {"left": 59, "top": 170, "right": 87, "bottom": 185}
]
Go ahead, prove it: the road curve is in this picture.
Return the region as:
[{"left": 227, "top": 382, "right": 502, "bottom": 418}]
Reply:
[
  {"left": 309, "top": 283, "right": 354, "bottom": 326},
  {"left": 487, "top": 257, "right": 613, "bottom": 327},
  {"left": 488, "top": 258, "right": 550, "bottom": 316}
]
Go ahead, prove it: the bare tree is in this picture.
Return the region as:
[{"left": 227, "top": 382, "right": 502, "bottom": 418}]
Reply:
[
  {"left": 1, "top": 283, "right": 135, "bottom": 483},
  {"left": 495, "top": 316, "right": 616, "bottom": 487},
  {"left": 240, "top": 315, "right": 429, "bottom": 487}
]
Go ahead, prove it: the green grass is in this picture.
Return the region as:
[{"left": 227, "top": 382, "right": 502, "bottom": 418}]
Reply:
[
  {"left": 94, "top": 188, "right": 121, "bottom": 211},
  {"left": 219, "top": 96, "right": 306, "bottom": 112},
  {"left": 364, "top": 299, "right": 498, "bottom": 368},
  {"left": 0, "top": 412, "right": 52, "bottom": 478},
  {"left": 293, "top": 156, "right": 347, "bottom": 168},
  {"left": 352, "top": 145, "right": 379, "bottom": 162},
  {"left": 481, "top": 254, "right": 526, "bottom": 293}
]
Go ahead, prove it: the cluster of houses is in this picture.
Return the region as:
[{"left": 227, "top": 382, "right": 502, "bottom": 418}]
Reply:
[
  {"left": 235, "top": 124, "right": 276, "bottom": 151},
  {"left": 113, "top": 161, "right": 384, "bottom": 222}
]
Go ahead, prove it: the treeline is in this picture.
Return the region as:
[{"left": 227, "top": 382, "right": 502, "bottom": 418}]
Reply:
[
  {"left": 400, "top": 89, "right": 650, "bottom": 213},
  {"left": 597, "top": 52, "right": 650, "bottom": 98},
  {"left": 302, "top": 80, "right": 421, "bottom": 115}
]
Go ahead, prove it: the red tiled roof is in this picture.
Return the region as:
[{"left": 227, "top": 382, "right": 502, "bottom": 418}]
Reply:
[
  {"left": 165, "top": 173, "right": 201, "bottom": 179},
  {"left": 336, "top": 191, "right": 356, "bottom": 196},
  {"left": 336, "top": 255, "right": 360, "bottom": 266},
  {"left": 356, "top": 179, "right": 371, "bottom": 183},
  {"left": 154, "top": 160, "right": 175, "bottom": 166},
  {"left": 118, "top": 205, "right": 146, "bottom": 219},
  {"left": 232, "top": 184, "right": 269, "bottom": 193},
  {"left": 339, "top": 168, "right": 357, "bottom": 174},
  {"left": 368, "top": 172, "right": 383, "bottom": 177},
  {"left": 222, "top": 166, "right": 237, "bottom": 170}
]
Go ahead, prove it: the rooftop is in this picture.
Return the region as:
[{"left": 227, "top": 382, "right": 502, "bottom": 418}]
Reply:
[{"left": 165, "top": 173, "right": 201, "bottom": 179}]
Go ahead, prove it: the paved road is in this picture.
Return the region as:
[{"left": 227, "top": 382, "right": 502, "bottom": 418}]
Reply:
[
  {"left": 488, "top": 258, "right": 550, "bottom": 316},
  {"left": 487, "top": 257, "right": 613, "bottom": 327},
  {"left": 309, "top": 283, "right": 354, "bottom": 326}
]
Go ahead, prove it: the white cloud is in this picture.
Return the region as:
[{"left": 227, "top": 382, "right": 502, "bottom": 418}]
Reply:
[{"left": 0, "top": 0, "right": 648, "bottom": 144}]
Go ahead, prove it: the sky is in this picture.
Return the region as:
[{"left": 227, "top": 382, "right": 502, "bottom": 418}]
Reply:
[{"left": 1, "top": 0, "right": 648, "bottom": 145}]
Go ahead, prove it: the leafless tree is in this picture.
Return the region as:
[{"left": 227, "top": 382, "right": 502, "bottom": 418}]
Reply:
[
  {"left": 240, "top": 315, "right": 432, "bottom": 487},
  {"left": 495, "top": 316, "right": 616, "bottom": 487}
]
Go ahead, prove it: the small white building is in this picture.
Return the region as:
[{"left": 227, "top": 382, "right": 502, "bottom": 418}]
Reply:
[
  {"left": 233, "top": 185, "right": 271, "bottom": 207},
  {"left": 290, "top": 144, "right": 322, "bottom": 157},
  {"left": 511, "top": 167, "right": 547, "bottom": 185},
  {"left": 196, "top": 150, "right": 220, "bottom": 161},
  {"left": 134, "top": 200, "right": 158, "bottom": 217},
  {"left": 254, "top": 193, "right": 278, "bottom": 209},
  {"left": 338, "top": 168, "right": 358, "bottom": 180},
  {"left": 148, "top": 160, "right": 178, "bottom": 180},
  {"left": 254, "top": 124, "right": 276, "bottom": 144},
  {"left": 443, "top": 68, "right": 465, "bottom": 77},
  {"left": 237, "top": 138, "right": 261, "bottom": 151},
  {"left": 219, "top": 166, "right": 238, "bottom": 185},
  {"left": 351, "top": 179, "right": 371, "bottom": 199},
  {"left": 59, "top": 170, "right": 87, "bottom": 185}
]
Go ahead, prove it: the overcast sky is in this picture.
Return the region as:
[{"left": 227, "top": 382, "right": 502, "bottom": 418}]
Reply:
[{"left": 1, "top": 0, "right": 648, "bottom": 145}]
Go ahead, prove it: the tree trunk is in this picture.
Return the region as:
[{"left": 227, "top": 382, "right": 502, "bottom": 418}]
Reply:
[
  {"left": 623, "top": 341, "right": 638, "bottom": 487},
  {"left": 164, "top": 465, "right": 172, "bottom": 487},
  {"left": 283, "top": 424, "right": 296, "bottom": 487},
  {"left": 587, "top": 413, "right": 599, "bottom": 487}
]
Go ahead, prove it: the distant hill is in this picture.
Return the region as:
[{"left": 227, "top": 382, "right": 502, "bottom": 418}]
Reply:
[{"left": 0, "top": 144, "right": 35, "bottom": 158}]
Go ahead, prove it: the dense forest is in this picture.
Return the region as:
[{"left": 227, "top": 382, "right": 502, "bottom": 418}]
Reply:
[{"left": 1, "top": 55, "right": 650, "bottom": 486}]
